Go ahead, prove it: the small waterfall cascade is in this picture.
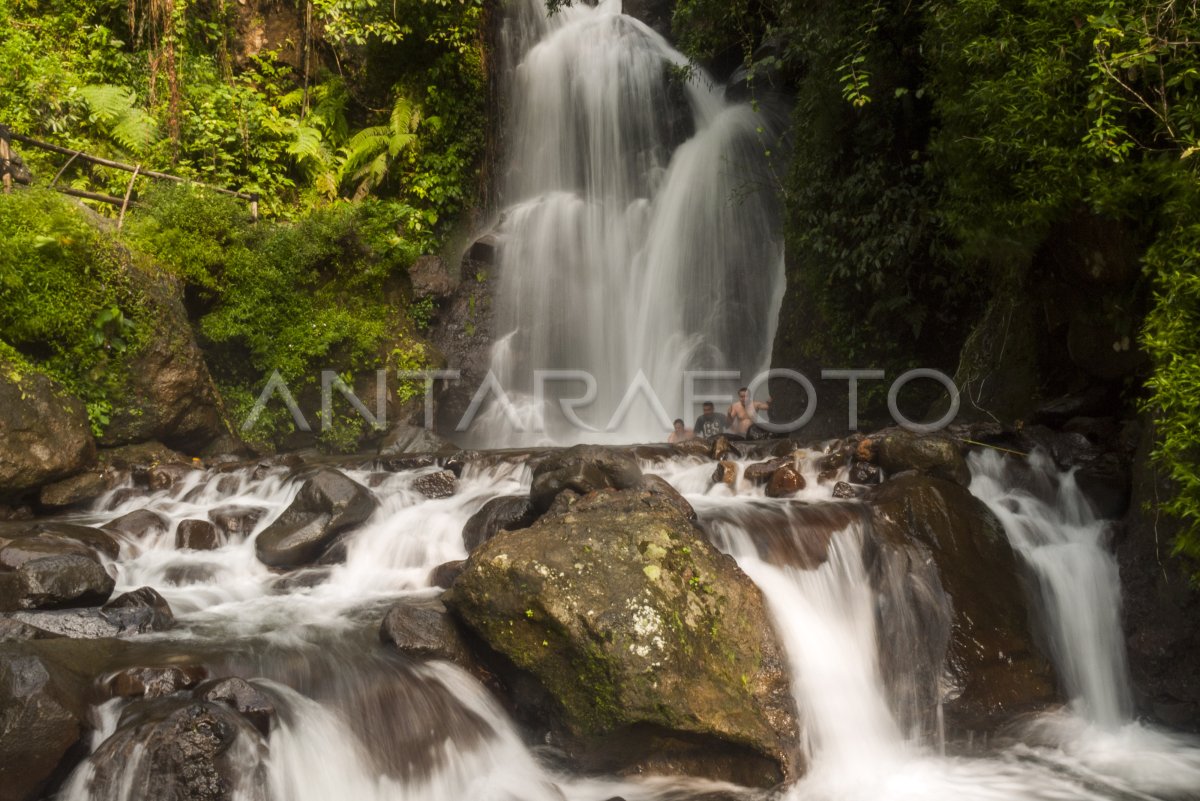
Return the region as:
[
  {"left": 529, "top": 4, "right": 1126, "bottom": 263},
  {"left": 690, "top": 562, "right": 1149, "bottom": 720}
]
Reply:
[
  {"left": 968, "top": 450, "right": 1133, "bottom": 728},
  {"left": 476, "top": 0, "right": 786, "bottom": 445},
  {"left": 44, "top": 446, "right": 1200, "bottom": 801}
]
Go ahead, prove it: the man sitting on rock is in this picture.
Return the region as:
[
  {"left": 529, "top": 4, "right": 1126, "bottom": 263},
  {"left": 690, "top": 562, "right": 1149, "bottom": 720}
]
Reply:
[
  {"left": 728, "top": 387, "right": 770, "bottom": 436},
  {"left": 668, "top": 418, "right": 693, "bottom": 443},
  {"left": 693, "top": 402, "right": 726, "bottom": 439}
]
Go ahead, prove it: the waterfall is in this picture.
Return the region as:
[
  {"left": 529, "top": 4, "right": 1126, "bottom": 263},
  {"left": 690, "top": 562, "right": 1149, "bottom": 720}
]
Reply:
[
  {"left": 476, "top": 0, "right": 786, "bottom": 445},
  {"left": 968, "top": 450, "right": 1133, "bottom": 728}
]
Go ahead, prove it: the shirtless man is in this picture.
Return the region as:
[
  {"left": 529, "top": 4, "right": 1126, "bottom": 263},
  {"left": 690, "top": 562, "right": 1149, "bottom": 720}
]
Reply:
[
  {"left": 727, "top": 387, "right": 769, "bottom": 436},
  {"left": 668, "top": 418, "right": 693, "bottom": 443}
]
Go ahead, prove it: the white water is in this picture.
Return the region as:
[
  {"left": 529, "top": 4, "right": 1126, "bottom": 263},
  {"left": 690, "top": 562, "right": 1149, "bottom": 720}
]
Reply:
[
  {"left": 53, "top": 448, "right": 1200, "bottom": 801},
  {"left": 472, "top": 0, "right": 786, "bottom": 446}
]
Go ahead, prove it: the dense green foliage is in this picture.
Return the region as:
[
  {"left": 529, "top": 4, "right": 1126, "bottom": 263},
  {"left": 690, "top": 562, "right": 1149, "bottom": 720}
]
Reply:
[
  {"left": 672, "top": 0, "right": 1200, "bottom": 566},
  {"left": 0, "top": 189, "right": 151, "bottom": 434},
  {"left": 0, "top": 0, "right": 484, "bottom": 451},
  {"left": 0, "top": 0, "right": 485, "bottom": 232}
]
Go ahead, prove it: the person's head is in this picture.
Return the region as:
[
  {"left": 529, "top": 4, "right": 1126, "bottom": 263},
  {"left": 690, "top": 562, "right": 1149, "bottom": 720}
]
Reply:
[
  {"left": 738, "top": 387, "right": 749, "bottom": 402},
  {"left": 673, "top": 419, "right": 685, "bottom": 432},
  {"left": 702, "top": 401, "right": 714, "bottom": 414}
]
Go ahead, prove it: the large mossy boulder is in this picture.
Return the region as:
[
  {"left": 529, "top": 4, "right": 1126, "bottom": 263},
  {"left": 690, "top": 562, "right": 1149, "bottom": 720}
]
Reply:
[
  {"left": 254, "top": 468, "right": 377, "bottom": 568},
  {"left": 0, "top": 362, "right": 95, "bottom": 498},
  {"left": 446, "top": 487, "right": 800, "bottom": 787},
  {"left": 868, "top": 474, "right": 1057, "bottom": 732},
  {"left": 98, "top": 267, "right": 231, "bottom": 453}
]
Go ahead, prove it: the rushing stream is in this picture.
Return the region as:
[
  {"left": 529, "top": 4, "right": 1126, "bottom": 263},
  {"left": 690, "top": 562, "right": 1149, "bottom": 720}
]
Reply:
[{"left": 47, "top": 444, "right": 1200, "bottom": 801}]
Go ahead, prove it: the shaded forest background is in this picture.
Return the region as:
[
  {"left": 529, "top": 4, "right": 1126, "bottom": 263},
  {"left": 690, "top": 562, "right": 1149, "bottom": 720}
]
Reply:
[{"left": 0, "top": 0, "right": 1198, "bottom": 570}]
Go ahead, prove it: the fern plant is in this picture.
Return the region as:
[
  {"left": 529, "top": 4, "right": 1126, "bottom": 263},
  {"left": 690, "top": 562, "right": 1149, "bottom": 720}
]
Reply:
[
  {"left": 280, "top": 78, "right": 350, "bottom": 199},
  {"left": 77, "top": 84, "right": 159, "bottom": 155},
  {"left": 337, "top": 93, "right": 421, "bottom": 200}
]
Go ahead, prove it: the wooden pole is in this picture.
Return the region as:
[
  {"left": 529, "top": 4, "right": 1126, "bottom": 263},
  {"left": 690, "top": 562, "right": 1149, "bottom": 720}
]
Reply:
[
  {"left": 7, "top": 131, "right": 255, "bottom": 201},
  {"left": 0, "top": 126, "right": 12, "bottom": 195},
  {"left": 249, "top": 192, "right": 259, "bottom": 222},
  {"left": 117, "top": 164, "right": 141, "bottom": 230}
]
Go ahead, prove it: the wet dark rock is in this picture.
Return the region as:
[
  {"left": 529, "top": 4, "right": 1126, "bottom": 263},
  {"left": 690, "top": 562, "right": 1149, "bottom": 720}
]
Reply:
[
  {"left": 868, "top": 474, "right": 1056, "bottom": 732},
  {"left": 832, "top": 481, "right": 866, "bottom": 500},
  {"left": 0, "top": 522, "right": 121, "bottom": 561},
  {"left": 0, "top": 617, "right": 60, "bottom": 642},
  {"left": 442, "top": 451, "right": 478, "bottom": 478},
  {"left": 636, "top": 474, "right": 696, "bottom": 521},
  {"left": 0, "top": 554, "right": 114, "bottom": 612},
  {"left": 744, "top": 458, "right": 790, "bottom": 486},
  {"left": 672, "top": 438, "right": 712, "bottom": 459},
  {"left": 38, "top": 471, "right": 112, "bottom": 509},
  {"left": 0, "top": 360, "right": 96, "bottom": 498},
  {"left": 412, "top": 469, "right": 458, "bottom": 499},
  {"left": 848, "top": 461, "right": 881, "bottom": 486},
  {"left": 100, "top": 441, "right": 190, "bottom": 475},
  {"left": 148, "top": 463, "right": 199, "bottom": 492},
  {"left": 380, "top": 454, "right": 438, "bottom": 473},
  {"left": 710, "top": 436, "right": 741, "bottom": 461},
  {"left": 409, "top": 254, "right": 457, "bottom": 299},
  {"left": 1029, "top": 386, "right": 1118, "bottom": 428},
  {"left": 462, "top": 495, "right": 538, "bottom": 552},
  {"left": 105, "top": 487, "right": 143, "bottom": 510},
  {"left": 5, "top": 609, "right": 121, "bottom": 639},
  {"left": 0, "top": 535, "right": 103, "bottom": 571},
  {"left": 177, "top": 519, "right": 220, "bottom": 551},
  {"left": 380, "top": 597, "right": 470, "bottom": 664},
  {"left": 207, "top": 506, "right": 265, "bottom": 538},
  {"left": 103, "top": 509, "right": 169, "bottom": 540},
  {"left": 428, "top": 560, "right": 465, "bottom": 589},
  {"left": 876, "top": 430, "right": 970, "bottom": 486},
  {"left": 194, "top": 677, "right": 275, "bottom": 737},
  {"left": 102, "top": 664, "right": 208, "bottom": 700},
  {"left": 765, "top": 465, "right": 805, "bottom": 498},
  {"left": 378, "top": 423, "right": 457, "bottom": 457},
  {"left": 711, "top": 461, "right": 737, "bottom": 490},
  {"left": 254, "top": 468, "right": 377, "bottom": 568},
  {"left": 0, "top": 644, "right": 88, "bottom": 801},
  {"left": 98, "top": 266, "right": 231, "bottom": 453},
  {"left": 467, "top": 232, "right": 498, "bottom": 264},
  {"left": 529, "top": 445, "right": 643, "bottom": 513},
  {"left": 101, "top": 587, "right": 175, "bottom": 634},
  {"left": 447, "top": 487, "right": 801, "bottom": 787},
  {"left": 88, "top": 699, "right": 267, "bottom": 801}
]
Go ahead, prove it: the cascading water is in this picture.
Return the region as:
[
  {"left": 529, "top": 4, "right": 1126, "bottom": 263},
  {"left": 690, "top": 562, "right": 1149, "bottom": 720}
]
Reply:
[
  {"left": 48, "top": 445, "right": 1200, "bottom": 801},
  {"left": 474, "top": 0, "right": 786, "bottom": 445},
  {"left": 969, "top": 450, "right": 1133, "bottom": 728}
]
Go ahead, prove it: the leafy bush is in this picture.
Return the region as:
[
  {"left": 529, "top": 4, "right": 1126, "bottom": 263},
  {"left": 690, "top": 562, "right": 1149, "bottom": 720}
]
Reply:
[{"left": 0, "top": 189, "right": 151, "bottom": 433}]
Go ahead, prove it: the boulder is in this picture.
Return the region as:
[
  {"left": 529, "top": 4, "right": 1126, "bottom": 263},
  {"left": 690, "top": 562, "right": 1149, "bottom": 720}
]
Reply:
[
  {"left": 0, "top": 618, "right": 60, "bottom": 642},
  {"left": 103, "top": 509, "right": 169, "bottom": 540},
  {"left": 0, "top": 362, "right": 95, "bottom": 497},
  {"left": 176, "top": 519, "right": 220, "bottom": 551},
  {"left": 38, "top": 471, "right": 112, "bottom": 509},
  {"left": 380, "top": 597, "right": 470, "bottom": 663},
  {"left": 0, "top": 522, "right": 121, "bottom": 561},
  {"left": 446, "top": 488, "right": 801, "bottom": 787},
  {"left": 207, "top": 506, "right": 264, "bottom": 538},
  {"left": 635, "top": 474, "right": 696, "bottom": 521},
  {"left": 711, "top": 461, "right": 737, "bottom": 490},
  {"left": 428, "top": 560, "right": 465, "bottom": 589},
  {"left": 765, "top": 465, "right": 805, "bottom": 498},
  {"left": 529, "top": 445, "right": 643, "bottom": 512},
  {"left": 848, "top": 461, "right": 881, "bottom": 486},
  {"left": 378, "top": 423, "right": 457, "bottom": 457},
  {"left": 0, "top": 554, "right": 114, "bottom": 612},
  {"left": 86, "top": 699, "right": 267, "bottom": 801},
  {"left": 254, "top": 469, "right": 377, "bottom": 568},
  {"left": 876, "top": 430, "right": 970, "bottom": 486},
  {"left": 832, "top": 481, "right": 866, "bottom": 500},
  {"left": 0, "top": 645, "right": 88, "bottom": 801},
  {"left": 99, "top": 441, "right": 190, "bottom": 474},
  {"left": 744, "top": 458, "right": 790, "bottom": 486},
  {"left": 868, "top": 474, "right": 1056, "bottom": 732},
  {"left": 102, "top": 664, "right": 208, "bottom": 700},
  {"left": 5, "top": 609, "right": 121, "bottom": 639},
  {"left": 461, "top": 495, "right": 538, "bottom": 552},
  {"left": 412, "top": 469, "right": 457, "bottom": 499},
  {"left": 408, "top": 255, "right": 456, "bottom": 300},
  {"left": 101, "top": 587, "right": 175, "bottom": 634},
  {"left": 710, "top": 436, "right": 741, "bottom": 461},
  {"left": 194, "top": 677, "right": 275, "bottom": 737},
  {"left": 672, "top": 439, "right": 711, "bottom": 459},
  {"left": 147, "top": 463, "right": 199, "bottom": 492},
  {"left": 98, "top": 267, "right": 230, "bottom": 453}
]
